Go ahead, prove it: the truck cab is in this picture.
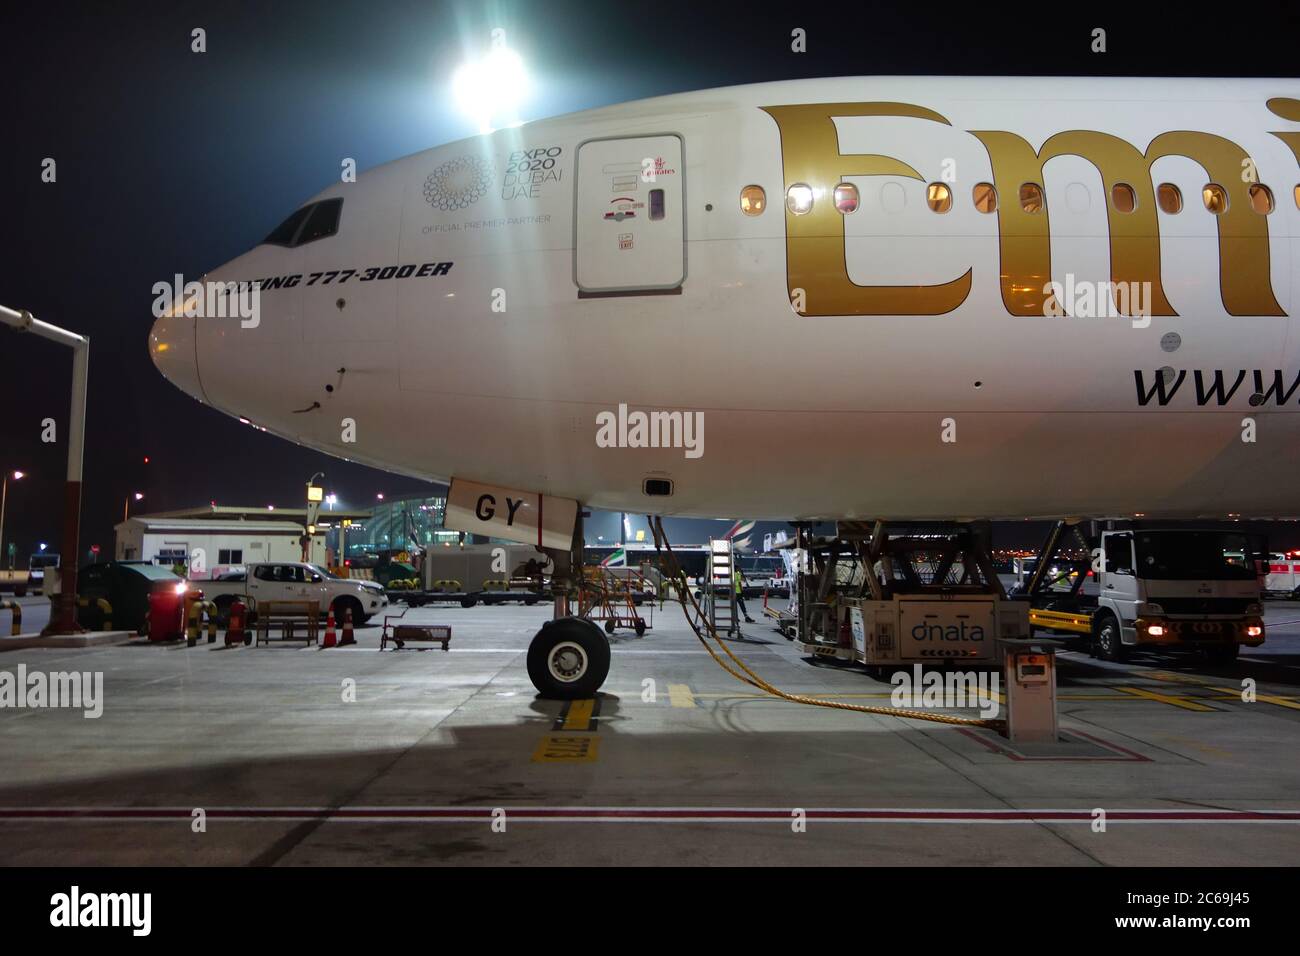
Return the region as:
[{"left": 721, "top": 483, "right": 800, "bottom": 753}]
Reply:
[
  {"left": 1095, "top": 529, "right": 1264, "bottom": 663},
  {"left": 1029, "top": 525, "right": 1265, "bottom": 664}
]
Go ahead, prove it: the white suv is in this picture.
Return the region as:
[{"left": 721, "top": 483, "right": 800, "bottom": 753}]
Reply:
[{"left": 206, "top": 562, "right": 388, "bottom": 624}]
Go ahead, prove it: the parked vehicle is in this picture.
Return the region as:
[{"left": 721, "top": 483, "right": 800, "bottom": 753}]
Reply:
[
  {"left": 1029, "top": 525, "right": 1266, "bottom": 664},
  {"left": 203, "top": 562, "right": 388, "bottom": 624}
]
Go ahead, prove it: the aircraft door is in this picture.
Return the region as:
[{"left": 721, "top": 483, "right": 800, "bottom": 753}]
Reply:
[{"left": 574, "top": 134, "right": 685, "bottom": 294}]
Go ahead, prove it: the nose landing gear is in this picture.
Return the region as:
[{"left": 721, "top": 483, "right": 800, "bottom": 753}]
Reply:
[{"left": 527, "top": 617, "right": 610, "bottom": 699}]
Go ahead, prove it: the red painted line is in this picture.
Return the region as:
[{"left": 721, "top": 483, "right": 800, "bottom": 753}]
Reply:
[{"left": 0, "top": 807, "right": 1296, "bottom": 823}]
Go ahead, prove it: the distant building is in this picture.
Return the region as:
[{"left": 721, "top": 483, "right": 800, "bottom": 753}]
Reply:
[{"left": 113, "top": 504, "right": 372, "bottom": 578}]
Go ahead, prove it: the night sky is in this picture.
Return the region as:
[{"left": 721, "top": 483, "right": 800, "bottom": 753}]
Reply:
[{"left": 3, "top": 1, "right": 1299, "bottom": 564}]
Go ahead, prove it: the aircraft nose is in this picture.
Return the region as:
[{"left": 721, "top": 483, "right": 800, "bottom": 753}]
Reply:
[{"left": 149, "top": 308, "right": 205, "bottom": 402}]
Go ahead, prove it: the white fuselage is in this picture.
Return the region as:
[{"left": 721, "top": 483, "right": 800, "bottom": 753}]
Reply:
[{"left": 150, "top": 76, "right": 1300, "bottom": 520}]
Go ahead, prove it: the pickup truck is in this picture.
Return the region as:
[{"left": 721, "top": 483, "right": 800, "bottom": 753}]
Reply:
[{"left": 203, "top": 562, "right": 388, "bottom": 625}]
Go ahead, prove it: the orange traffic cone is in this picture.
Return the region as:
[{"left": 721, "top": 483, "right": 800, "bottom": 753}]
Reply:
[
  {"left": 340, "top": 607, "right": 355, "bottom": 646},
  {"left": 323, "top": 607, "right": 337, "bottom": 648}
]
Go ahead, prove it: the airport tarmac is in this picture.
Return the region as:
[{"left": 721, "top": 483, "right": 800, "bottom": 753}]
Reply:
[{"left": 1, "top": 598, "right": 1298, "bottom": 866}]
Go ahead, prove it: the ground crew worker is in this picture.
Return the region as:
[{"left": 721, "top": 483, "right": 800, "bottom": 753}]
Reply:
[{"left": 734, "top": 565, "right": 754, "bottom": 623}]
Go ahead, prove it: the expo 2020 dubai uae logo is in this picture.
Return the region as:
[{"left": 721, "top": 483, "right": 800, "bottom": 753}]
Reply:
[{"left": 423, "top": 155, "right": 495, "bottom": 211}]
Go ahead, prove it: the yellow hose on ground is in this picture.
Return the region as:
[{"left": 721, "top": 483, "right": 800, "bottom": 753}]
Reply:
[{"left": 650, "top": 517, "right": 1003, "bottom": 730}]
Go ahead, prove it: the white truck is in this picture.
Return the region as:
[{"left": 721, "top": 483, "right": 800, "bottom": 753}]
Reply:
[
  {"left": 1263, "top": 552, "right": 1300, "bottom": 599},
  {"left": 1028, "top": 526, "right": 1266, "bottom": 664},
  {"left": 202, "top": 561, "right": 388, "bottom": 624}
]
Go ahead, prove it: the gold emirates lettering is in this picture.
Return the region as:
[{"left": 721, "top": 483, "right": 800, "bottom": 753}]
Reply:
[{"left": 760, "top": 97, "right": 1300, "bottom": 318}]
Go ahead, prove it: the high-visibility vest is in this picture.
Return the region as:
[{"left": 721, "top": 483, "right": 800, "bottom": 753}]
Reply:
[{"left": 733, "top": 570, "right": 743, "bottom": 594}]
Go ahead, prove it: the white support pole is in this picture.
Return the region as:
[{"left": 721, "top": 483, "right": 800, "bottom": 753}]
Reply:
[{"left": 0, "top": 306, "right": 89, "bottom": 634}]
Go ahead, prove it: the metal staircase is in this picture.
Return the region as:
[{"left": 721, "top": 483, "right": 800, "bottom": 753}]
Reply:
[{"left": 706, "top": 538, "right": 739, "bottom": 636}]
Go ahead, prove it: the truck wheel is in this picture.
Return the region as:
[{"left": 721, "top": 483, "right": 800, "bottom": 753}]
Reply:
[
  {"left": 1205, "top": 644, "right": 1239, "bottom": 665},
  {"left": 460, "top": 596, "right": 477, "bottom": 608},
  {"left": 526, "top": 618, "right": 610, "bottom": 699},
  {"left": 1095, "top": 616, "right": 1127, "bottom": 662}
]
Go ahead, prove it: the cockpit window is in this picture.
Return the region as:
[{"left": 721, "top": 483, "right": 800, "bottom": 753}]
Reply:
[
  {"left": 297, "top": 198, "right": 344, "bottom": 244},
  {"left": 261, "top": 198, "right": 344, "bottom": 248},
  {"left": 263, "top": 206, "right": 313, "bottom": 247}
]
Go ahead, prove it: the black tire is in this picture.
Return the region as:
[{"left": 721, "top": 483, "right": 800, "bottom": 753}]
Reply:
[
  {"left": 460, "top": 596, "right": 477, "bottom": 609},
  {"left": 524, "top": 596, "right": 539, "bottom": 606},
  {"left": 604, "top": 619, "right": 616, "bottom": 635},
  {"left": 526, "top": 618, "right": 611, "bottom": 699},
  {"left": 1205, "top": 643, "right": 1239, "bottom": 665},
  {"left": 1095, "top": 615, "right": 1127, "bottom": 662},
  {"left": 634, "top": 619, "right": 646, "bottom": 637}
]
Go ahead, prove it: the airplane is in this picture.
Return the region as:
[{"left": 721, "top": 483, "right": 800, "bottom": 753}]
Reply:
[{"left": 149, "top": 76, "right": 1300, "bottom": 697}]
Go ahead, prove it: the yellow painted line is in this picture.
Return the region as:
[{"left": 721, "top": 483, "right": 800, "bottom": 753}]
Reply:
[
  {"left": 1202, "top": 687, "right": 1300, "bottom": 711},
  {"left": 562, "top": 698, "right": 596, "bottom": 731},
  {"left": 1144, "top": 671, "right": 1216, "bottom": 686},
  {"left": 532, "top": 735, "right": 599, "bottom": 763},
  {"left": 667, "top": 683, "right": 696, "bottom": 708},
  {"left": 1252, "top": 695, "right": 1300, "bottom": 712},
  {"left": 1115, "top": 686, "right": 1218, "bottom": 712}
]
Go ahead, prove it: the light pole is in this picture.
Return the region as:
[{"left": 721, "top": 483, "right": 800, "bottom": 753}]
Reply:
[
  {"left": 0, "top": 470, "right": 25, "bottom": 571},
  {"left": 0, "top": 304, "right": 88, "bottom": 635},
  {"left": 304, "top": 473, "right": 324, "bottom": 562},
  {"left": 123, "top": 492, "right": 143, "bottom": 523}
]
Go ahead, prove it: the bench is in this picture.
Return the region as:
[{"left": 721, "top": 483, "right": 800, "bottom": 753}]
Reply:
[{"left": 255, "top": 600, "right": 321, "bottom": 646}]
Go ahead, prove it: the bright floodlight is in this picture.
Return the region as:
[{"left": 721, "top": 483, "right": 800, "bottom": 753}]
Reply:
[{"left": 453, "top": 45, "right": 529, "bottom": 133}]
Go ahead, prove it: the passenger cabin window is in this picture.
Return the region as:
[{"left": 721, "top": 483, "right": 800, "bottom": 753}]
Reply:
[
  {"left": 739, "top": 185, "right": 766, "bottom": 216},
  {"left": 786, "top": 184, "right": 814, "bottom": 216},
  {"left": 1202, "top": 184, "right": 1229, "bottom": 214},
  {"left": 1111, "top": 183, "right": 1136, "bottom": 213},
  {"left": 1019, "top": 183, "right": 1044, "bottom": 214},
  {"left": 1157, "top": 183, "right": 1182, "bottom": 214},
  {"left": 833, "top": 183, "right": 859, "bottom": 214},
  {"left": 262, "top": 198, "right": 344, "bottom": 247},
  {"left": 972, "top": 183, "right": 997, "bottom": 213},
  {"left": 1248, "top": 183, "right": 1274, "bottom": 214},
  {"left": 926, "top": 183, "right": 952, "bottom": 213},
  {"left": 1295, "top": 184, "right": 1300, "bottom": 210}
]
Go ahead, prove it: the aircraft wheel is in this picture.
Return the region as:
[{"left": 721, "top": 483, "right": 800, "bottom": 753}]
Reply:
[{"left": 527, "top": 618, "right": 610, "bottom": 699}]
